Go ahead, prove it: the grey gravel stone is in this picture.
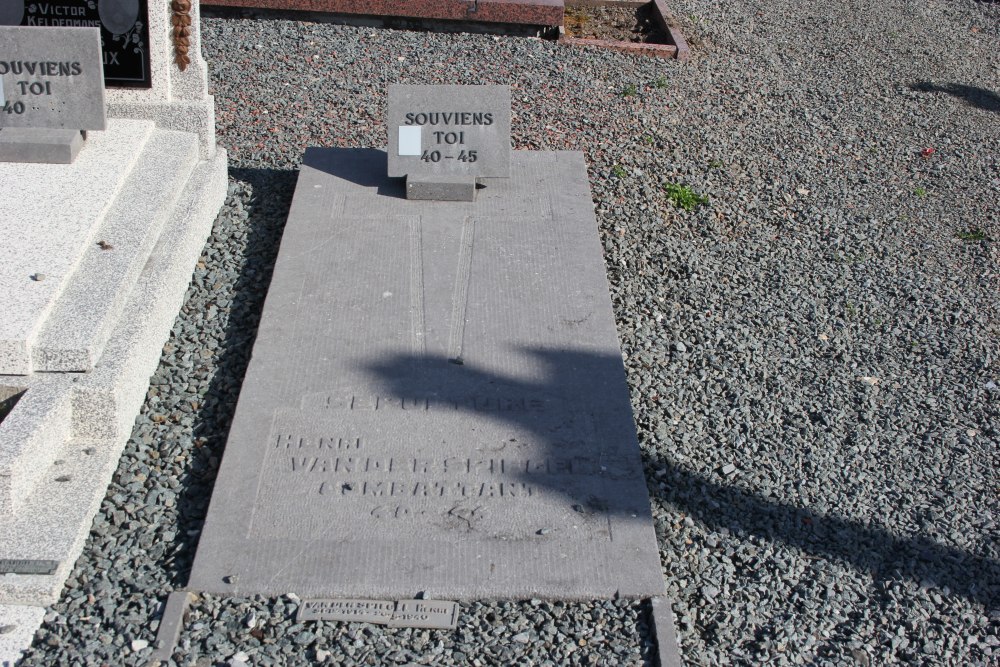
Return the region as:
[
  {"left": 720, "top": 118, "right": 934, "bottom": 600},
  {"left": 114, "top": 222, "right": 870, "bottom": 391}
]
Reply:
[{"left": 14, "top": 1, "right": 1000, "bottom": 665}]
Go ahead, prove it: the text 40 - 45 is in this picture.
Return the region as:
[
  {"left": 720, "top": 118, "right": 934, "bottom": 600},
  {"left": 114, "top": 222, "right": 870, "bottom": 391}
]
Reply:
[
  {"left": 3, "top": 100, "right": 25, "bottom": 115},
  {"left": 421, "top": 150, "right": 478, "bottom": 163}
]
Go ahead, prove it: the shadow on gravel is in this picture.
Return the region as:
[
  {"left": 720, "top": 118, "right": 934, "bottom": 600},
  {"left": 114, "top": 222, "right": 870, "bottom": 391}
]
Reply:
[
  {"left": 651, "top": 460, "right": 1000, "bottom": 608},
  {"left": 909, "top": 81, "right": 1000, "bottom": 114},
  {"left": 364, "top": 349, "right": 998, "bottom": 608},
  {"left": 172, "top": 166, "right": 298, "bottom": 587}
]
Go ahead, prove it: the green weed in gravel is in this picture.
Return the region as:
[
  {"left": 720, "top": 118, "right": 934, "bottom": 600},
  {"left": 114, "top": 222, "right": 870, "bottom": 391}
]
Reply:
[
  {"left": 611, "top": 164, "right": 627, "bottom": 178},
  {"left": 956, "top": 228, "right": 987, "bottom": 241},
  {"left": 663, "top": 182, "right": 708, "bottom": 211}
]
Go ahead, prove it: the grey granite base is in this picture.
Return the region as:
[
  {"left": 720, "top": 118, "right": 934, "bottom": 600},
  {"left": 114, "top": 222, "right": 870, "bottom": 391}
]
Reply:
[
  {"left": 406, "top": 174, "right": 477, "bottom": 201},
  {"left": 0, "top": 128, "right": 84, "bottom": 164},
  {"left": 189, "top": 148, "right": 664, "bottom": 601}
]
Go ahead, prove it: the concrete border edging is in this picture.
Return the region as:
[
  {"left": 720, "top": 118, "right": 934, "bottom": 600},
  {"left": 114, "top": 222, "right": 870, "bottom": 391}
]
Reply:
[{"left": 651, "top": 596, "right": 683, "bottom": 667}]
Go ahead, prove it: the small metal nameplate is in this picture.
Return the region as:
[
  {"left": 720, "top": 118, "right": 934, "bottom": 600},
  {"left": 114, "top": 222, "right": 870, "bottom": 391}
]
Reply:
[
  {"left": 0, "top": 558, "right": 59, "bottom": 575},
  {"left": 386, "top": 600, "right": 460, "bottom": 629},
  {"left": 298, "top": 598, "right": 459, "bottom": 629}
]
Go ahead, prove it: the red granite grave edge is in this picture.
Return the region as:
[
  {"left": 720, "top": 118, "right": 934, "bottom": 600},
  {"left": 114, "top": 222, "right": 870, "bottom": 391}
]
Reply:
[
  {"left": 202, "top": 0, "right": 563, "bottom": 26},
  {"left": 652, "top": 0, "right": 690, "bottom": 61},
  {"left": 559, "top": 0, "right": 690, "bottom": 60}
]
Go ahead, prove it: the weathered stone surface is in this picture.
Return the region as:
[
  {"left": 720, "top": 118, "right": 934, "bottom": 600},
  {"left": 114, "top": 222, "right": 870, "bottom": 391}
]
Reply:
[
  {"left": 297, "top": 598, "right": 459, "bottom": 628},
  {"left": 148, "top": 591, "right": 194, "bottom": 664},
  {"left": 387, "top": 84, "right": 510, "bottom": 179},
  {"left": 0, "top": 604, "right": 44, "bottom": 667},
  {"left": 0, "top": 145, "right": 228, "bottom": 607},
  {"left": 297, "top": 599, "right": 396, "bottom": 624},
  {"left": 0, "top": 27, "right": 106, "bottom": 130},
  {"left": 189, "top": 148, "right": 664, "bottom": 600},
  {"left": 0, "top": 119, "right": 154, "bottom": 375}
]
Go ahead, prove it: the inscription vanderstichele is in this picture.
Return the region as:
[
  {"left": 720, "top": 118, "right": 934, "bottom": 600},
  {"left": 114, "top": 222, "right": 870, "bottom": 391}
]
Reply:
[
  {"left": 283, "top": 454, "right": 633, "bottom": 477},
  {"left": 279, "top": 452, "right": 635, "bottom": 499}
]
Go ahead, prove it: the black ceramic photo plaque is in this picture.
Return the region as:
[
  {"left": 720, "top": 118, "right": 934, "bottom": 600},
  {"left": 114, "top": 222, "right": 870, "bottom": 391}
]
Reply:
[{"left": 1, "top": 0, "right": 151, "bottom": 88}]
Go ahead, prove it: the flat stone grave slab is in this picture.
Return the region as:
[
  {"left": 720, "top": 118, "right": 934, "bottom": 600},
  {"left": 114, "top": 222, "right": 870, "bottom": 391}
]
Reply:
[{"left": 189, "top": 148, "right": 664, "bottom": 600}]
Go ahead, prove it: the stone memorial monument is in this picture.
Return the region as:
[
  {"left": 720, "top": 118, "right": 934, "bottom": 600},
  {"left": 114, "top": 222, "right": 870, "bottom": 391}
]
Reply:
[
  {"left": 190, "top": 86, "right": 664, "bottom": 604},
  {"left": 0, "top": 1, "right": 226, "bottom": 662}
]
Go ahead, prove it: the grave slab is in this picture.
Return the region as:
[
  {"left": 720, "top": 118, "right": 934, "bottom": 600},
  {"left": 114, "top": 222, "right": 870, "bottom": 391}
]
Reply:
[{"left": 189, "top": 148, "right": 664, "bottom": 601}]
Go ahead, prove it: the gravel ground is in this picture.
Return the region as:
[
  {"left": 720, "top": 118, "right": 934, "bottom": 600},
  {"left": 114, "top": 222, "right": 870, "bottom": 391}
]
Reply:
[{"left": 19, "top": 0, "right": 999, "bottom": 664}]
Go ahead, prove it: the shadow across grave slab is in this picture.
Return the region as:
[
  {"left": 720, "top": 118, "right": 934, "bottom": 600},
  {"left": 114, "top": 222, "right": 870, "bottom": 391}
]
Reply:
[{"left": 188, "top": 148, "right": 664, "bottom": 600}]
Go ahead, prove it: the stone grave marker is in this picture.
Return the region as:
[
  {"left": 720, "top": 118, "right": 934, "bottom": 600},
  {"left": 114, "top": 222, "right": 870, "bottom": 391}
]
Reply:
[
  {"left": 0, "top": 26, "right": 106, "bottom": 162},
  {"left": 1, "top": 0, "right": 152, "bottom": 88},
  {"left": 387, "top": 84, "right": 511, "bottom": 201},
  {"left": 189, "top": 87, "right": 664, "bottom": 601}
]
